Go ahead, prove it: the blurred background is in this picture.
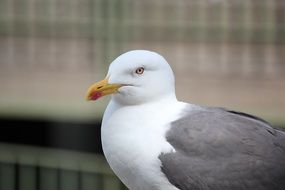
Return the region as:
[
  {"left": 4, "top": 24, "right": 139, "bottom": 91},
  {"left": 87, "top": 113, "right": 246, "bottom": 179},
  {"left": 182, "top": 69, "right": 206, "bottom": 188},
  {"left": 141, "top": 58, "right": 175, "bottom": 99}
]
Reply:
[{"left": 0, "top": 0, "right": 284, "bottom": 189}]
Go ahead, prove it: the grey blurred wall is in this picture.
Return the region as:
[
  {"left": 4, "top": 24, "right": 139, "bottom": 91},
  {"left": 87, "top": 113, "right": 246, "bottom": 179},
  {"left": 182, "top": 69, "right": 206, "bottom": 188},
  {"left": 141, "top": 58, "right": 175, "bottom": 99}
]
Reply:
[{"left": 0, "top": 0, "right": 284, "bottom": 123}]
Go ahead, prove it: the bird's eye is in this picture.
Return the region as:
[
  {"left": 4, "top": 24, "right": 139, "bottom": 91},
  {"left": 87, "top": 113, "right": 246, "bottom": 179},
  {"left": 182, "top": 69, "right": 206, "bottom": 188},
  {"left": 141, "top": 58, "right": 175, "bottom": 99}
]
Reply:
[{"left": 135, "top": 67, "right": 144, "bottom": 75}]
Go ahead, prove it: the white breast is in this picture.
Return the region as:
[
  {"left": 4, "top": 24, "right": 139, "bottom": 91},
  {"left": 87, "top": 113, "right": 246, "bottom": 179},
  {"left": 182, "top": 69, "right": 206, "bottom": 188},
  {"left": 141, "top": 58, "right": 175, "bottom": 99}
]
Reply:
[{"left": 101, "top": 99, "right": 187, "bottom": 190}]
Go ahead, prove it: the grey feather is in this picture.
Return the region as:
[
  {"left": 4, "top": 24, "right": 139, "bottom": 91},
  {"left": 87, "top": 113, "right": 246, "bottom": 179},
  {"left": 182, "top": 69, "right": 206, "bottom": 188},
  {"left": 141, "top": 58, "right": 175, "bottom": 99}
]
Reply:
[{"left": 159, "top": 106, "right": 285, "bottom": 190}]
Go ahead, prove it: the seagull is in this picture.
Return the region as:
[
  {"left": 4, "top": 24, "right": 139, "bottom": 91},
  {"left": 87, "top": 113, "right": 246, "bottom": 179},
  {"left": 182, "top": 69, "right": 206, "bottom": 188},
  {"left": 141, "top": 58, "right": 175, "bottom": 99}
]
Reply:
[{"left": 86, "top": 50, "right": 285, "bottom": 190}]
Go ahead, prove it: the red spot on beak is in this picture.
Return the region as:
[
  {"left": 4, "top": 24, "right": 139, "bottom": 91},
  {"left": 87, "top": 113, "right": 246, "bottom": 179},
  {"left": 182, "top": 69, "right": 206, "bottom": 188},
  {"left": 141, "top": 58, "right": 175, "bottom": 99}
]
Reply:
[{"left": 91, "top": 91, "right": 103, "bottom": 100}]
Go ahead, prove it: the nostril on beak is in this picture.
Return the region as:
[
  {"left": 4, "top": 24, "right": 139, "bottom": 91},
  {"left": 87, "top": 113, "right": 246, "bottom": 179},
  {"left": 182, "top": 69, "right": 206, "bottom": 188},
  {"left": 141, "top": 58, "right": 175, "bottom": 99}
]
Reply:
[{"left": 97, "top": 86, "right": 103, "bottom": 90}]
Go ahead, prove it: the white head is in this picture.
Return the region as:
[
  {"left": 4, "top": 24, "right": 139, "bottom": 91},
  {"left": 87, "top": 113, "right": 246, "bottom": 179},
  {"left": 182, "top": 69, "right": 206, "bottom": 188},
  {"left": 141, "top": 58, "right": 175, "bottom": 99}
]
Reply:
[{"left": 86, "top": 50, "right": 177, "bottom": 105}]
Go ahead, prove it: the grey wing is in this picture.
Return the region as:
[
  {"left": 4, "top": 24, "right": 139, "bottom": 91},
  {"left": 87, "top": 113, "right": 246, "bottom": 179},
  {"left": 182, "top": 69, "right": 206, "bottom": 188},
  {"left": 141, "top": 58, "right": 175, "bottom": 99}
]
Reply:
[{"left": 159, "top": 107, "right": 285, "bottom": 190}]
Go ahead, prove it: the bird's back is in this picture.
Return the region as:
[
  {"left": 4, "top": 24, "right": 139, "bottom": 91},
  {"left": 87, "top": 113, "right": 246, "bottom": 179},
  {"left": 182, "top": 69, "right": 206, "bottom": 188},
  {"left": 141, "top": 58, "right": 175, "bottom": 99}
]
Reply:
[{"left": 159, "top": 106, "right": 285, "bottom": 190}]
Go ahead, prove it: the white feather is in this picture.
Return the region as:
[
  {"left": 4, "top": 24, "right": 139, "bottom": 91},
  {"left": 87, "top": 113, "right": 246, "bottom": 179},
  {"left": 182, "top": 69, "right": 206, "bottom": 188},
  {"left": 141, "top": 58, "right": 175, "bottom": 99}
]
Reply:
[{"left": 102, "top": 98, "right": 189, "bottom": 190}]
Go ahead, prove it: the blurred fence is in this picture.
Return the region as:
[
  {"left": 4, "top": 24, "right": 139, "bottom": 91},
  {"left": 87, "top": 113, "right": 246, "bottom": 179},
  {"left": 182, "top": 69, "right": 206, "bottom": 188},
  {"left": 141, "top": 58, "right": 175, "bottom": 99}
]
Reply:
[
  {"left": 0, "top": 0, "right": 284, "bottom": 119},
  {"left": 0, "top": 143, "right": 126, "bottom": 190},
  {"left": 0, "top": 0, "right": 284, "bottom": 74}
]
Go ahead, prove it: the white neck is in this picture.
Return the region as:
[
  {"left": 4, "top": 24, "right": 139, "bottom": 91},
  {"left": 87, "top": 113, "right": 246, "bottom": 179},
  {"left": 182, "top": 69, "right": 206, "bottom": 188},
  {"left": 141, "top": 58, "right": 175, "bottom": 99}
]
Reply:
[{"left": 103, "top": 93, "right": 178, "bottom": 126}]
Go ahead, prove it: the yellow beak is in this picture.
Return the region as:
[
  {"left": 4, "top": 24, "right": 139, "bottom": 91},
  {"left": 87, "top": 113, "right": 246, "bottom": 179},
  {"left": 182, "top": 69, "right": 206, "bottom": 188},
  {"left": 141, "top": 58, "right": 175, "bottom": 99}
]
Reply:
[{"left": 85, "top": 77, "right": 122, "bottom": 101}]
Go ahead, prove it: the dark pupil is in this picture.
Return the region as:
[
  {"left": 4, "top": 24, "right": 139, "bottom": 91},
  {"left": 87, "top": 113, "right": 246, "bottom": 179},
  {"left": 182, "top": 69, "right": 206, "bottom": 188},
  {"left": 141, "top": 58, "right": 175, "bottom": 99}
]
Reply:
[{"left": 137, "top": 68, "right": 143, "bottom": 74}]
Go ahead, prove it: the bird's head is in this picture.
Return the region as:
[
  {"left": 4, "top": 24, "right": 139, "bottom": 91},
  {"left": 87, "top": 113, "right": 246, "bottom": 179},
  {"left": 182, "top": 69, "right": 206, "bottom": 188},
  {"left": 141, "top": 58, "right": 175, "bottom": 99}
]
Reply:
[{"left": 86, "top": 50, "right": 176, "bottom": 105}]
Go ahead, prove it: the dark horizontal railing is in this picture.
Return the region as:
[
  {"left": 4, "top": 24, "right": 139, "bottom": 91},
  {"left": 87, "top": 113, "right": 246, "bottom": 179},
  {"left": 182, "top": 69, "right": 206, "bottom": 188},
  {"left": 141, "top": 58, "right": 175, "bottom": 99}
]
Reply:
[
  {"left": 0, "top": 162, "right": 127, "bottom": 190},
  {"left": 0, "top": 118, "right": 127, "bottom": 190},
  {"left": 0, "top": 118, "right": 103, "bottom": 154}
]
